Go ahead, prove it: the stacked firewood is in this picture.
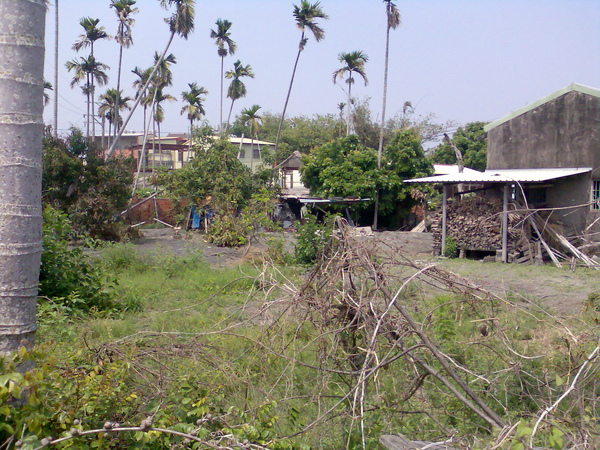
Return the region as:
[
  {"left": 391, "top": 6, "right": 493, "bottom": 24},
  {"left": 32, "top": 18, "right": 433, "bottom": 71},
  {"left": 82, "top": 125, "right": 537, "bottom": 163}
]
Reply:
[
  {"left": 428, "top": 195, "right": 599, "bottom": 268},
  {"left": 430, "top": 196, "right": 526, "bottom": 255}
]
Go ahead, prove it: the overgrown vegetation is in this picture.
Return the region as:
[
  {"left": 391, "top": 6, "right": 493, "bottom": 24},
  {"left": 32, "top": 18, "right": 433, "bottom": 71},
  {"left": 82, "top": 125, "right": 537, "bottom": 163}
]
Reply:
[
  {"left": 300, "top": 131, "right": 433, "bottom": 228},
  {"left": 3, "top": 223, "right": 599, "bottom": 449},
  {"left": 38, "top": 206, "right": 129, "bottom": 316},
  {"left": 42, "top": 128, "right": 134, "bottom": 240}
]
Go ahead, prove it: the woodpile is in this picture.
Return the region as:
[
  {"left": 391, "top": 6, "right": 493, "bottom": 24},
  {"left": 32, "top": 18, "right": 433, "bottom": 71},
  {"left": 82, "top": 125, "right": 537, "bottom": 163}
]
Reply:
[
  {"left": 430, "top": 195, "right": 600, "bottom": 269},
  {"left": 430, "top": 196, "right": 526, "bottom": 256}
]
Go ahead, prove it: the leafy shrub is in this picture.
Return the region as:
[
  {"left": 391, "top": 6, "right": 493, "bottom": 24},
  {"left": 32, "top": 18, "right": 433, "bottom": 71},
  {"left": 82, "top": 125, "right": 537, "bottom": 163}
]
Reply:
[
  {"left": 207, "top": 188, "right": 280, "bottom": 247},
  {"left": 39, "top": 206, "right": 129, "bottom": 315},
  {"left": 266, "top": 237, "right": 295, "bottom": 265},
  {"left": 443, "top": 235, "right": 458, "bottom": 258},
  {"left": 294, "top": 215, "right": 337, "bottom": 265}
]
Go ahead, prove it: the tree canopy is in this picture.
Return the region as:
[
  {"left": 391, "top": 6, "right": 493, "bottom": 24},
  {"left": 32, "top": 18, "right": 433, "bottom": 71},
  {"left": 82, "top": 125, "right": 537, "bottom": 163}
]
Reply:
[
  {"left": 429, "top": 121, "right": 488, "bottom": 171},
  {"left": 300, "top": 130, "right": 433, "bottom": 227}
]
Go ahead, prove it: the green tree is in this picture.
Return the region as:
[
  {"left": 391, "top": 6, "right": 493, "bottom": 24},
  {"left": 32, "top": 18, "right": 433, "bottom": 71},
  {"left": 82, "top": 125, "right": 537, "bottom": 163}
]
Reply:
[
  {"left": 98, "top": 88, "right": 132, "bottom": 146},
  {"left": 332, "top": 50, "right": 369, "bottom": 135},
  {"left": 0, "top": 0, "right": 46, "bottom": 354},
  {"left": 300, "top": 130, "right": 432, "bottom": 227},
  {"left": 430, "top": 122, "right": 488, "bottom": 171},
  {"left": 110, "top": 0, "right": 138, "bottom": 149},
  {"left": 181, "top": 82, "right": 208, "bottom": 150},
  {"left": 106, "top": 0, "right": 195, "bottom": 159},
  {"left": 154, "top": 138, "right": 257, "bottom": 211},
  {"left": 374, "top": 0, "right": 401, "bottom": 230},
  {"left": 42, "top": 130, "right": 134, "bottom": 240},
  {"left": 225, "top": 60, "right": 254, "bottom": 131},
  {"left": 210, "top": 18, "right": 236, "bottom": 131},
  {"left": 65, "top": 56, "right": 109, "bottom": 140},
  {"left": 72, "top": 17, "right": 110, "bottom": 139},
  {"left": 275, "top": 1, "right": 328, "bottom": 162},
  {"left": 239, "top": 104, "right": 262, "bottom": 169},
  {"left": 377, "top": 0, "right": 401, "bottom": 166}
]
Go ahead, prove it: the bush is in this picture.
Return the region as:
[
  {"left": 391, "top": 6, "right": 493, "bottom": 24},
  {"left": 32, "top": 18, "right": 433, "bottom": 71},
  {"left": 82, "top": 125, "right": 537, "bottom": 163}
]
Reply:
[
  {"left": 39, "top": 206, "right": 126, "bottom": 315},
  {"left": 294, "top": 215, "right": 337, "bottom": 265},
  {"left": 443, "top": 235, "right": 458, "bottom": 258}
]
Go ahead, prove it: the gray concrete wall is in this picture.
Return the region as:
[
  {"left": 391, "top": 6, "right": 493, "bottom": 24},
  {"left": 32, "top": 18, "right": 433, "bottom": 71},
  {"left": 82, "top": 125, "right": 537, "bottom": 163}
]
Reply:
[
  {"left": 544, "top": 173, "right": 592, "bottom": 232},
  {"left": 487, "top": 91, "right": 600, "bottom": 170}
]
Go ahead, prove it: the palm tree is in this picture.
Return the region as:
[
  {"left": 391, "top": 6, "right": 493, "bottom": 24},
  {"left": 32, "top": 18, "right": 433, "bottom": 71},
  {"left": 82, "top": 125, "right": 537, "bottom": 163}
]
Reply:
[
  {"left": 274, "top": 1, "right": 328, "bottom": 162},
  {"left": 225, "top": 60, "right": 254, "bottom": 131},
  {"left": 110, "top": 0, "right": 138, "bottom": 149},
  {"left": 181, "top": 82, "right": 208, "bottom": 150},
  {"left": 98, "top": 88, "right": 132, "bottom": 147},
  {"left": 210, "top": 19, "right": 236, "bottom": 132},
  {"left": 0, "top": 0, "right": 45, "bottom": 354},
  {"left": 72, "top": 17, "right": 110, "bottom": 139},
  {"left": 239, "top": 104, "right": 262, "bottom": 169},
  {"left": 332, "top": 50, "right": 368, "bottom": 135},
  {"left": 43, "top": 81, "right": 53, "bottom": 107},
  {"left": 53, "top": 0, "right": 59, "bottom": 137},
  {"left": 150, "top": 87, "right": 176, "bottom": 171},
  {"left": 65, "top": 56, "right": 109, "bottom": 139},
  {"left": 374, "top": 0, "right": 401, "bottom": 230},
  {"left": 107, "top": 0, "right": 195, "bottom": 159}
]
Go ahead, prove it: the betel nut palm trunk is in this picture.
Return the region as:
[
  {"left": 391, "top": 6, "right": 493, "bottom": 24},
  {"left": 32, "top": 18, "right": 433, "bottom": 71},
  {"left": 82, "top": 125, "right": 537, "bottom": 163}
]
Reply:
[{"left": 0, "top": 0, "right": 46, "bottom": 355}]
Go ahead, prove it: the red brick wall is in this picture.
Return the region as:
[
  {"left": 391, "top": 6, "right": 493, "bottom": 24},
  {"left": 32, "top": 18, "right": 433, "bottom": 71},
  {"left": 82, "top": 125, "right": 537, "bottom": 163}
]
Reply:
[{"left": 126, "top": 198, "right": 186, "bottom": 225}]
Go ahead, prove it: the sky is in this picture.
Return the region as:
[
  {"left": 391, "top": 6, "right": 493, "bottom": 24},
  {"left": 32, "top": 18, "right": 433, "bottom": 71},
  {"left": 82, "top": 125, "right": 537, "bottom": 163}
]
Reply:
[{"left": 44, "top": 0, "right": 600, "bottom": 140}]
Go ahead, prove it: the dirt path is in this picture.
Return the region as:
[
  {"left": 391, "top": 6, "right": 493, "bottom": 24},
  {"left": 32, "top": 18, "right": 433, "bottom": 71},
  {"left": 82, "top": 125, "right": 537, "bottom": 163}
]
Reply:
[{"left": 132, "top": 229, "right": 597, "bottom": 316}]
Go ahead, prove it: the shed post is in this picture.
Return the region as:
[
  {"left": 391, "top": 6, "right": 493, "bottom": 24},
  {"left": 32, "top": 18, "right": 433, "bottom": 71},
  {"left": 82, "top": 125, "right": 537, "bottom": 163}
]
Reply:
[
  {"left": 441, "top": 184, "right": 448, "bottom": 256},
  {"left": 502, "top": 183, "right": 509, "bottom": 263}
]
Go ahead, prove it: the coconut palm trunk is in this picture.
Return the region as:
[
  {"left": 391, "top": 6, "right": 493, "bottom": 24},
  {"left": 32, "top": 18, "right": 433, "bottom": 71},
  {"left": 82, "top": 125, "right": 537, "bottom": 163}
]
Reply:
[
  {"left": 374, "top": 1, "right": 400, "bottom": 231},
  {"left": 107, "top": 0, "right": 195, "bottom": 160},
  {"left": 53, "top": 0, "right": 59, "bottom": 137},
  {"left": 275, "top": 36, "right": 304, "bottom": 161},
  {"left": 0, "top": 0, "right": 46, "bottom": 354},
  {"left": 106, "top": 32, "right": 174, "bottom": 160}
]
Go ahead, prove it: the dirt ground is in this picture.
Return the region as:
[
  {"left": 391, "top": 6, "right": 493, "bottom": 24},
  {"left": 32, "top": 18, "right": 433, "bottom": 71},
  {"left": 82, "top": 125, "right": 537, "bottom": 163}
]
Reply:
[{"left": 132, "top": 228, "right": 597, "bottom": 316}]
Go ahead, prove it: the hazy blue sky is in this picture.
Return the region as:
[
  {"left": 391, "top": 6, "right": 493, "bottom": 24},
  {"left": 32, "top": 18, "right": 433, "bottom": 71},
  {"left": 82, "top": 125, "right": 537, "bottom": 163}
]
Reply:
[{"left": 45, "top": 0, "right": 600, "bottom": 139}]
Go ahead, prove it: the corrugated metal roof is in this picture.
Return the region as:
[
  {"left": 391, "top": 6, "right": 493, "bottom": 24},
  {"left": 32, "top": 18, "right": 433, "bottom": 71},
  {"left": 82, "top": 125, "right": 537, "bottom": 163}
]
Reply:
[
  {"left": 484, "top": 83, "right": 600, "bottom": 132},
  {"left": 433, "top": 164, "right": 482, "bottom": 175},
  {"left": 406, "top": 167, "right": 592, "bottom": 184}
]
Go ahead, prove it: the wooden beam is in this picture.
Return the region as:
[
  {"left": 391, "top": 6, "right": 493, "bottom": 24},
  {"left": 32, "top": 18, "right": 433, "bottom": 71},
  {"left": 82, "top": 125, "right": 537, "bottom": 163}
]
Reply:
[
  {"left": 441, "top": 184, "right": 448, "bottom": 256},
  {"left": 502, "top": 183, "right": 509, "bottom": 263}
]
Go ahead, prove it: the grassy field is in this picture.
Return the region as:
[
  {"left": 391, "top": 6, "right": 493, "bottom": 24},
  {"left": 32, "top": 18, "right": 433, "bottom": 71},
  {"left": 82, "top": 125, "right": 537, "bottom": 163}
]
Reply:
[{"left": 7, "top": 238, "right": 600, "bottom": 449}]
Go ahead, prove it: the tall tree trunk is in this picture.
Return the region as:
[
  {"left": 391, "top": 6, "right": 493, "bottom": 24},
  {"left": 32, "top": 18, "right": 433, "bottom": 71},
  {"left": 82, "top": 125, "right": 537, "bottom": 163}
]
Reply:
[
  {"left": 53, "top": 0, "right": 59, "bottom": 137},
  {"left": 86, "top": 74, "right": 90, "bottom": 139},
  {"left": 346, "top": 81, "right": 353, "bottom": 136},
  {"left": 0, "top": 0, "right": 46, "bottom": 355},
  {"left": 114, "top": 43, "right": 123, "bottom": 151},
  {"left": 226, "top": 98, "right": 235, "bottom": 132},
  {"left": 274, "top": 32, "right": 305, "bottom": 166},
  {"left": 106, "top": 31, "right": 176, "bottom": 160},
  {"left": 374, "top": 24, "right": 392, "bottom": 231},
  {"left": 219, "top": 55, "right": 224, "bottom": 132}
]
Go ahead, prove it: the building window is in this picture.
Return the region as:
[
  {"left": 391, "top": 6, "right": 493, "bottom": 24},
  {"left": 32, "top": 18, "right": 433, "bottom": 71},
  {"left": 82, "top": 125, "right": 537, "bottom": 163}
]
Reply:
[
  {"left": 525, "top": 187, "right": 546, "bottom": 206},
  {"left": 238, "top": 148, "right": 245, "bottom": 159},
  {"left": 592, "top": 180, "right": 600, "bottom": 210},
  {"left": 253, "top": 148, "right": 260, "bottom": 159}
]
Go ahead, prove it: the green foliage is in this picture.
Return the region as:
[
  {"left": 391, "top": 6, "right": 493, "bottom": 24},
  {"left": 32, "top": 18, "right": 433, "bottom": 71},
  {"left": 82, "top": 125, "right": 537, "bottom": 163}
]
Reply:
[
  {"left": 430, "top": 121, "right": 488, "bottom": 172},
  {"left": 300, "top": 131, "right": 433, "bottom": 227},
  {"left": 154, "top": 138, "right": 256, "bottom": 210},
  {"left": 39, "top": 206, "right": 127, "bottom": 315},
  {"left": 206, "top": 187, "right": 281, "bottom": 247},
  {"left": 155, "top": 139, "right": 279, "bottom": 247},
  {"left": 43, "top": 128, "right": 134, "bottom": 240},
  {"left": 294, "top": 215, "right": 336, "bottom": 264},
  {"left": 443, "top": 235, "right": 458, "bottom": 258},
  {"left": 265, "top": 237, "right": 295, "bottom": 265}
]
